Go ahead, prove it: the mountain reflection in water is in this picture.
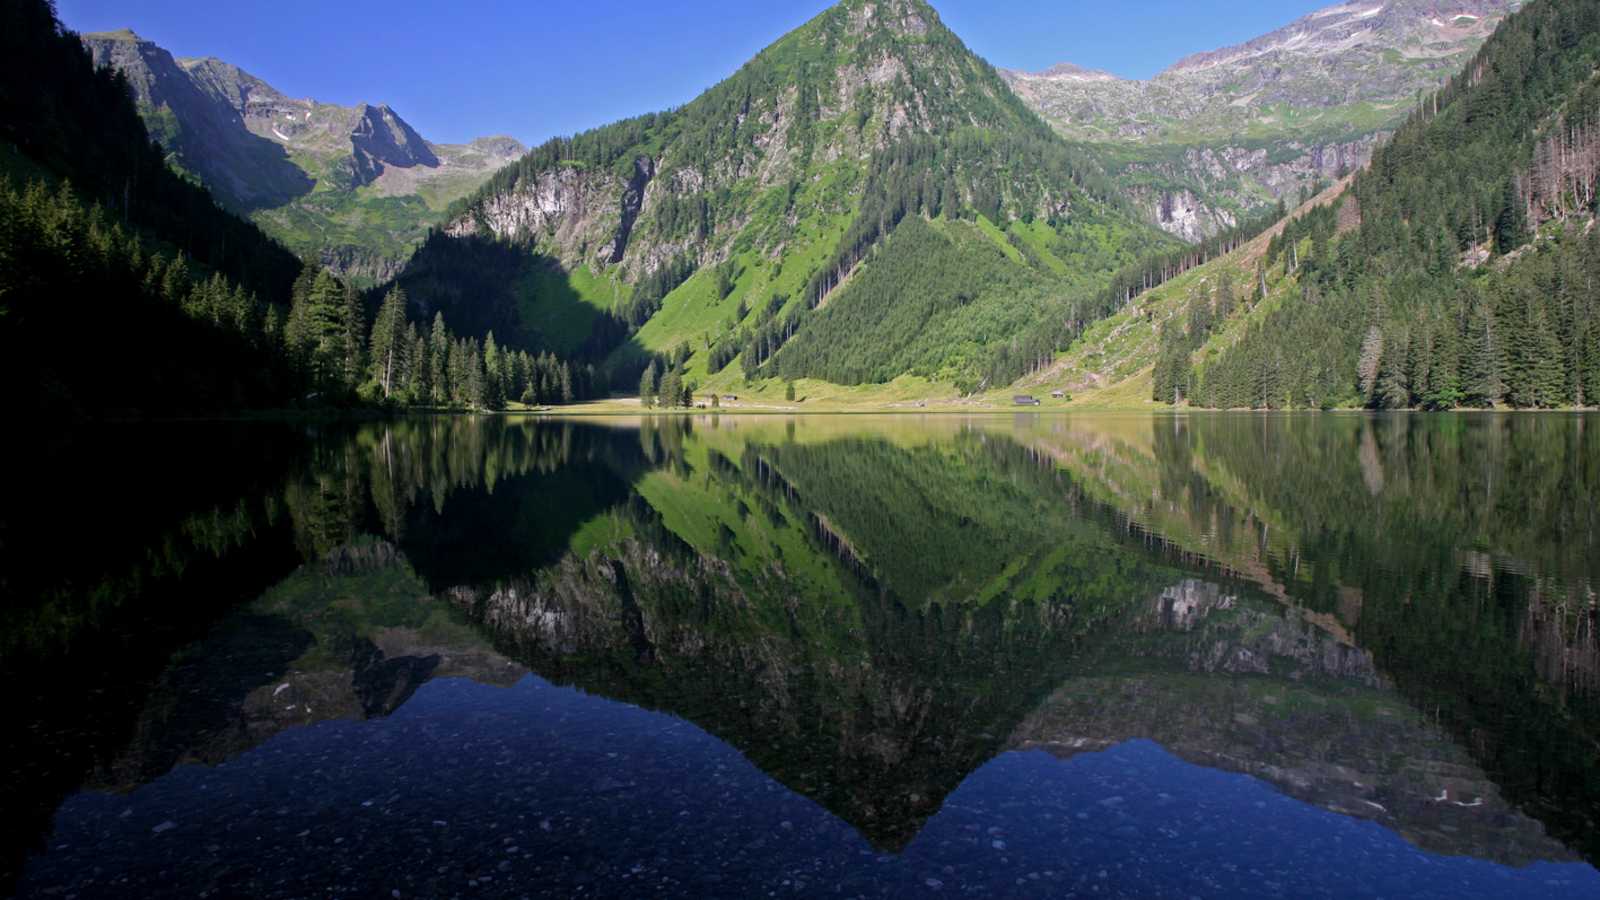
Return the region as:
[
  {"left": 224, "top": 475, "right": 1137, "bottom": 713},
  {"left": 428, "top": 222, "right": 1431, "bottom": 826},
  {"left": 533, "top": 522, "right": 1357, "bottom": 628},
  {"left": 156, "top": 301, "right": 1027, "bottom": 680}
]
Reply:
[{"left": 4, "top": 413, "right": 1598, "bottom": 898}]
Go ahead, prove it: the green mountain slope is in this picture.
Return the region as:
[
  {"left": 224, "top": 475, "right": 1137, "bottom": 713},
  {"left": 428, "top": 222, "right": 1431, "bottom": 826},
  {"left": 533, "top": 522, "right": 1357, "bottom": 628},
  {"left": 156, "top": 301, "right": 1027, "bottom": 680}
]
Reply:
[
  {"left": 1006, "top": 0, "right": 1520, "bottom": 242},
  {"left": 1024, "top": 0, "right": 1600, "bottom": 410},
  {"left": 1184, "top": 0, "right": 1600, "bottom": 409},
  {"left": 405, "top": 0, "right": 1173, "bottom": 391},
  {"left": 82, "top": 30, "right": 525, "bottom": 284}
]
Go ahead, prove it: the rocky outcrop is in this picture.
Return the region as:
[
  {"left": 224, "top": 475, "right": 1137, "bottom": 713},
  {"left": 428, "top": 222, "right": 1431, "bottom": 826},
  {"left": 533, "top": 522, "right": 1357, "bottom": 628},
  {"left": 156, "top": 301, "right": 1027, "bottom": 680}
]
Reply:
[
  {"left": 1140, "top": 188, "right": 1234, "bottom": 243},
  {"left": 1119, "top": 135, "right": 1378, "bottom": 240},
  {"left": 347, "top": 104, "right": 440, "bottom": 185}
]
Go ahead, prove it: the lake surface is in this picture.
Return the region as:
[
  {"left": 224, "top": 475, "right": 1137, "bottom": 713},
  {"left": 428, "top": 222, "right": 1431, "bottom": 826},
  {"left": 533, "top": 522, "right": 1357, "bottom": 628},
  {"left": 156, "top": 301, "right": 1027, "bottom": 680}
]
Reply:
[{"left": 4, "top": 413, "right": 1598, "bottom": 899}]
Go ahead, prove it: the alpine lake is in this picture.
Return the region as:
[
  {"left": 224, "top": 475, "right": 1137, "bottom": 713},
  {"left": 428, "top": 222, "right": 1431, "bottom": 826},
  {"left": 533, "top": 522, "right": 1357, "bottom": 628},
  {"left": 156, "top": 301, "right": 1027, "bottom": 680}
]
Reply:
[{"left": 5, "top": 412, "right": 1598, "bottom": 899}]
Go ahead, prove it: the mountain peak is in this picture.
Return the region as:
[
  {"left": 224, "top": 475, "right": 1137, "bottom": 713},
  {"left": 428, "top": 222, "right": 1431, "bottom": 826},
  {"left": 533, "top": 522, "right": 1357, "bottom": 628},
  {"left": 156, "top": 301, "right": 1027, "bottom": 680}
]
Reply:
[
  {"left": 836, "top": 0, "right": 939, "bottom": 37},
  {"left": 1017, "top": 62, "right": 1123, "bottom": 83},
  {"left": 1163, "top": 0, "right": 1518, "bottom": 74},
  {"left": 83, "top": 28, "right": 142, "bottom": 43}
]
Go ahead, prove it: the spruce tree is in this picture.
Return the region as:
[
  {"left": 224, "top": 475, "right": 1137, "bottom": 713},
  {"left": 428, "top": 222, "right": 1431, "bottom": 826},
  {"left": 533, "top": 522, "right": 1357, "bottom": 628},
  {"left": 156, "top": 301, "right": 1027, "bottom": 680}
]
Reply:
[
  {"left": 659, "top": 369, "right": 682, "bottom": 409},
  {"left": 408, "top": 330, "right": 430, "bottom": 402},
  {"left": 429, "top": 312, "right": 450, "bottom": 406},
  {"left": 639, "top": 361, "right": 658, "bottom": 408},
  {"left": 369, "top": 287, "right": 409, "bottom": 399},
  {"left": 483, "top": 332, "right": 505, "bottom": 409},
  {"left": 1461, "top": 300, "right": 1499, "bottom": 407},
  {"left": 342, "top": 284, "right": 364, "bottom": 391},
  {"left": 1493, "top": 179, "right": 1527, "bottom": 254}
]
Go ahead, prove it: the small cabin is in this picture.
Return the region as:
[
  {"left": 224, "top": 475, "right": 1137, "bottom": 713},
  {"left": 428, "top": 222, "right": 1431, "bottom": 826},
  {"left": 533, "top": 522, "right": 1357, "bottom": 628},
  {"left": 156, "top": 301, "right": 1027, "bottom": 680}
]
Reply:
[
  {"left": 1051, "top": 390, "right": 1067, "bottom": 400},
  {"left": 1013, "top": 395, "right": 1041, "bottom": 407},
  {"left": 721, "top": 395, "right": 739, "bottom": 402}
]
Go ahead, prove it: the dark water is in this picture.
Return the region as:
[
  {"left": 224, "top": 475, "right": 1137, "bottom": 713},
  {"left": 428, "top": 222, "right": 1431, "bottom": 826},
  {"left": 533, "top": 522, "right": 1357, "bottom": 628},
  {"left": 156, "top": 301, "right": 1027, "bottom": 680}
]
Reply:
[{"left": 4, "top": 413, "right": 1598, "bottom": 899}]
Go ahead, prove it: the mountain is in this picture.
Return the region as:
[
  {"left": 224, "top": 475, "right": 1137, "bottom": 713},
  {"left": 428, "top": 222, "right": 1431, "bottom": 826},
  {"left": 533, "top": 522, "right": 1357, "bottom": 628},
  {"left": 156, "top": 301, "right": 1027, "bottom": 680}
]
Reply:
[
  {"left": 1020, "top": 0, "right": 1600, "bottom": 411},
  {"left": 405, "top": 0, "right": 1172, "bottom": 391},
  {"left": 0, "top": 1, "right": 320, "bottom": 417},
  {"left": 82, "top": 30, "right": 525, "bottom": 283},
  {"left": 1005, "top": 0, "right": 1519, "bottom": 241}
]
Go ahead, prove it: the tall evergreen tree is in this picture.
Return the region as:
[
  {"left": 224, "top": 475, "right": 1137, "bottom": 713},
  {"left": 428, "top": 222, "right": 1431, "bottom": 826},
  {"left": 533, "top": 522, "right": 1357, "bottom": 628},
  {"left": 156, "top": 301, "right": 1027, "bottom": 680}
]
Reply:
[
  {"left": 640, "top": 361, "right": 658, "bottom": 408},
  {"left": 483, "top": 331, "right": 505, "bottom": 410},
  {"left": 368, "top": 287, "right": 409, "bottom": 400},
  {"left": 429, "top": 312, "right": 450, "bottom": 406}
]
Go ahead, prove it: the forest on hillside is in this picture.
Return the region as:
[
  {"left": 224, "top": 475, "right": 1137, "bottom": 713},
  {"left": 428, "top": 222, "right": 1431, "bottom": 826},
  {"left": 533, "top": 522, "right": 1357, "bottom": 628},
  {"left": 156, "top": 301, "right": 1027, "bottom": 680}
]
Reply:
[
  {"left": 1158, "top": 0, "right": 1600, "bottom": 410},
  {"left": 0, "top": 0, "right": 598, "bottom": 417}
]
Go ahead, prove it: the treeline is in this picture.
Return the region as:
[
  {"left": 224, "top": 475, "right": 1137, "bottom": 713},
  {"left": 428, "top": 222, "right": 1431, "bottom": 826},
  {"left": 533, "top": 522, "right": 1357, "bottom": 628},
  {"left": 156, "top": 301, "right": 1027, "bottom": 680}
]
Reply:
[
  {"left": 1184, "top": 0, "right": 1600, "bottom": 409},
  {"left": 0, "top": 0, "right": 601, "bottom": 417},
  {"left": 774, "top": 216, "right": 1053, "bottom": 388},
  {"left": 802, "top": 130, "right": 1130, "bottom": 310},
  {"left": 0, "top": 0, "right": 313, "bottom": 415},
  {"left": 0, "top": 0, "right": 299, "bottom": 302},
  {"left": 1195, "top": 221, "right": 1600, "bottom": 409},
  {"left": 984, "top": 205, "right": 1287, "bottom": 390},
  {"left": 747, "top": 128, "right": 1165, "bottom": 388},
  {"left": 0, "top": 178, "right": 300, "bottom": 415},
  {"left": 303, "top": 280, "right": 602, "bottom": 409}
]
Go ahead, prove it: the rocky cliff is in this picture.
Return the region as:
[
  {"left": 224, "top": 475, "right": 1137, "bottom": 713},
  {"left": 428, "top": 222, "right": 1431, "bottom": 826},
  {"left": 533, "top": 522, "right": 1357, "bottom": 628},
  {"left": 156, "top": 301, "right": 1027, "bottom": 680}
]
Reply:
[{"left": 83, "top": 30, "right": 524, "bottom": 281}]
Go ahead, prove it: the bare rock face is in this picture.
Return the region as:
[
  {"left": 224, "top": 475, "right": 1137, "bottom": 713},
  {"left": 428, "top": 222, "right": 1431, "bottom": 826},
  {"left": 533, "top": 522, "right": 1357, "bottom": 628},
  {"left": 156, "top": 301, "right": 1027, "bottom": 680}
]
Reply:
[
  {"left": 83, "top": 31, "right": 312, "bottom": 209},
  {"left": 1139, "top": 188, "right": 1233, "bottom": 244},
  {"left": 81, "top": 31, "right": 525, "bottom": 278},
  {"left": 1004, "top": 0, "right": 1520, "bottom": 240}
]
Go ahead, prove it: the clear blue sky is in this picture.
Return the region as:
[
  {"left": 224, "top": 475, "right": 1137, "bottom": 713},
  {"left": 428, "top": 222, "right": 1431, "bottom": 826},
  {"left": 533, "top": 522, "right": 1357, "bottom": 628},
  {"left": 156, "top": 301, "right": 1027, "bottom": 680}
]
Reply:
[{"left": 56, "top": 0, "right": 1328, "bottom": 147}]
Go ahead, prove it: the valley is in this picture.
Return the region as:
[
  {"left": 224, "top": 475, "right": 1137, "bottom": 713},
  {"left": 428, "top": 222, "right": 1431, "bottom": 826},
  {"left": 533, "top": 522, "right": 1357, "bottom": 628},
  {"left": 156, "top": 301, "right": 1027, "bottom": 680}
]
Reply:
[{"left": 4, "top": 0, "right": 1597, "bottom": 419}]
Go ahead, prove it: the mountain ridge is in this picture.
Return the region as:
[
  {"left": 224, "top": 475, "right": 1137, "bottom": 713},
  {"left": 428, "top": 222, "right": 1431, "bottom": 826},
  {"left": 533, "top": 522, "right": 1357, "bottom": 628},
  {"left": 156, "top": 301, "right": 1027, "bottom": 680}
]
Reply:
[
  {"left": 1003, "top": 0, "right": 1519, "bottom": 241},
  {"left": 82, "top": 29, "right": 525, "bottom": 283}
]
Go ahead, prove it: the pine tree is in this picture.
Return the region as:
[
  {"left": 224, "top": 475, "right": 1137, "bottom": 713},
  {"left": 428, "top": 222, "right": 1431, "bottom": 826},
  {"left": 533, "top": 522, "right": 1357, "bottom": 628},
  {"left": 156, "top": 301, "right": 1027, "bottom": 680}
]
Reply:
[
  {"left": 466, "top": 343, "right": 486, "bottom": 409},
  {"left": 1374, "top": 335, "right": 1410, "bottom": 409},
  {"left": 1423, "top": 311, "right": 1463, "bottom": 409},
  {"left": 640, "top": 361, "right": 658, "bottom": 408},
  {"left": 285, "top": 269, "right": 349, "bottom": 392},
  {"left": 1494, "top": 178, "right": 1527, "bottom": 254},
  {"left": 368, "top": 287, "right": 409, "bottom": 399},
  {"left": 1461, "top": 300, "right": 1500, "bottom": 407},
  {"left": 340, "top": 281, "right": 365, "bottom": 392},
  {"left": 429, "top": 312, "right": 450, "bottom": 406},
  {"left": 408, "top": 329, "right": 429, "bottom": 402},
  {"left": 483, "top": 331, "right": 505, "bottom": 410},
  {"left": 1525, "top": 301, "right": 1567, "bottom": 408},
  {"left": 1215, "top": 277, "right": 1236, "bottom": 320},
  {"left": 1583, "top": 313, "right": 1600, "bottom": 407},
  {"left": 659, "top": 369, "right": 682, "bottom": 409}
]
